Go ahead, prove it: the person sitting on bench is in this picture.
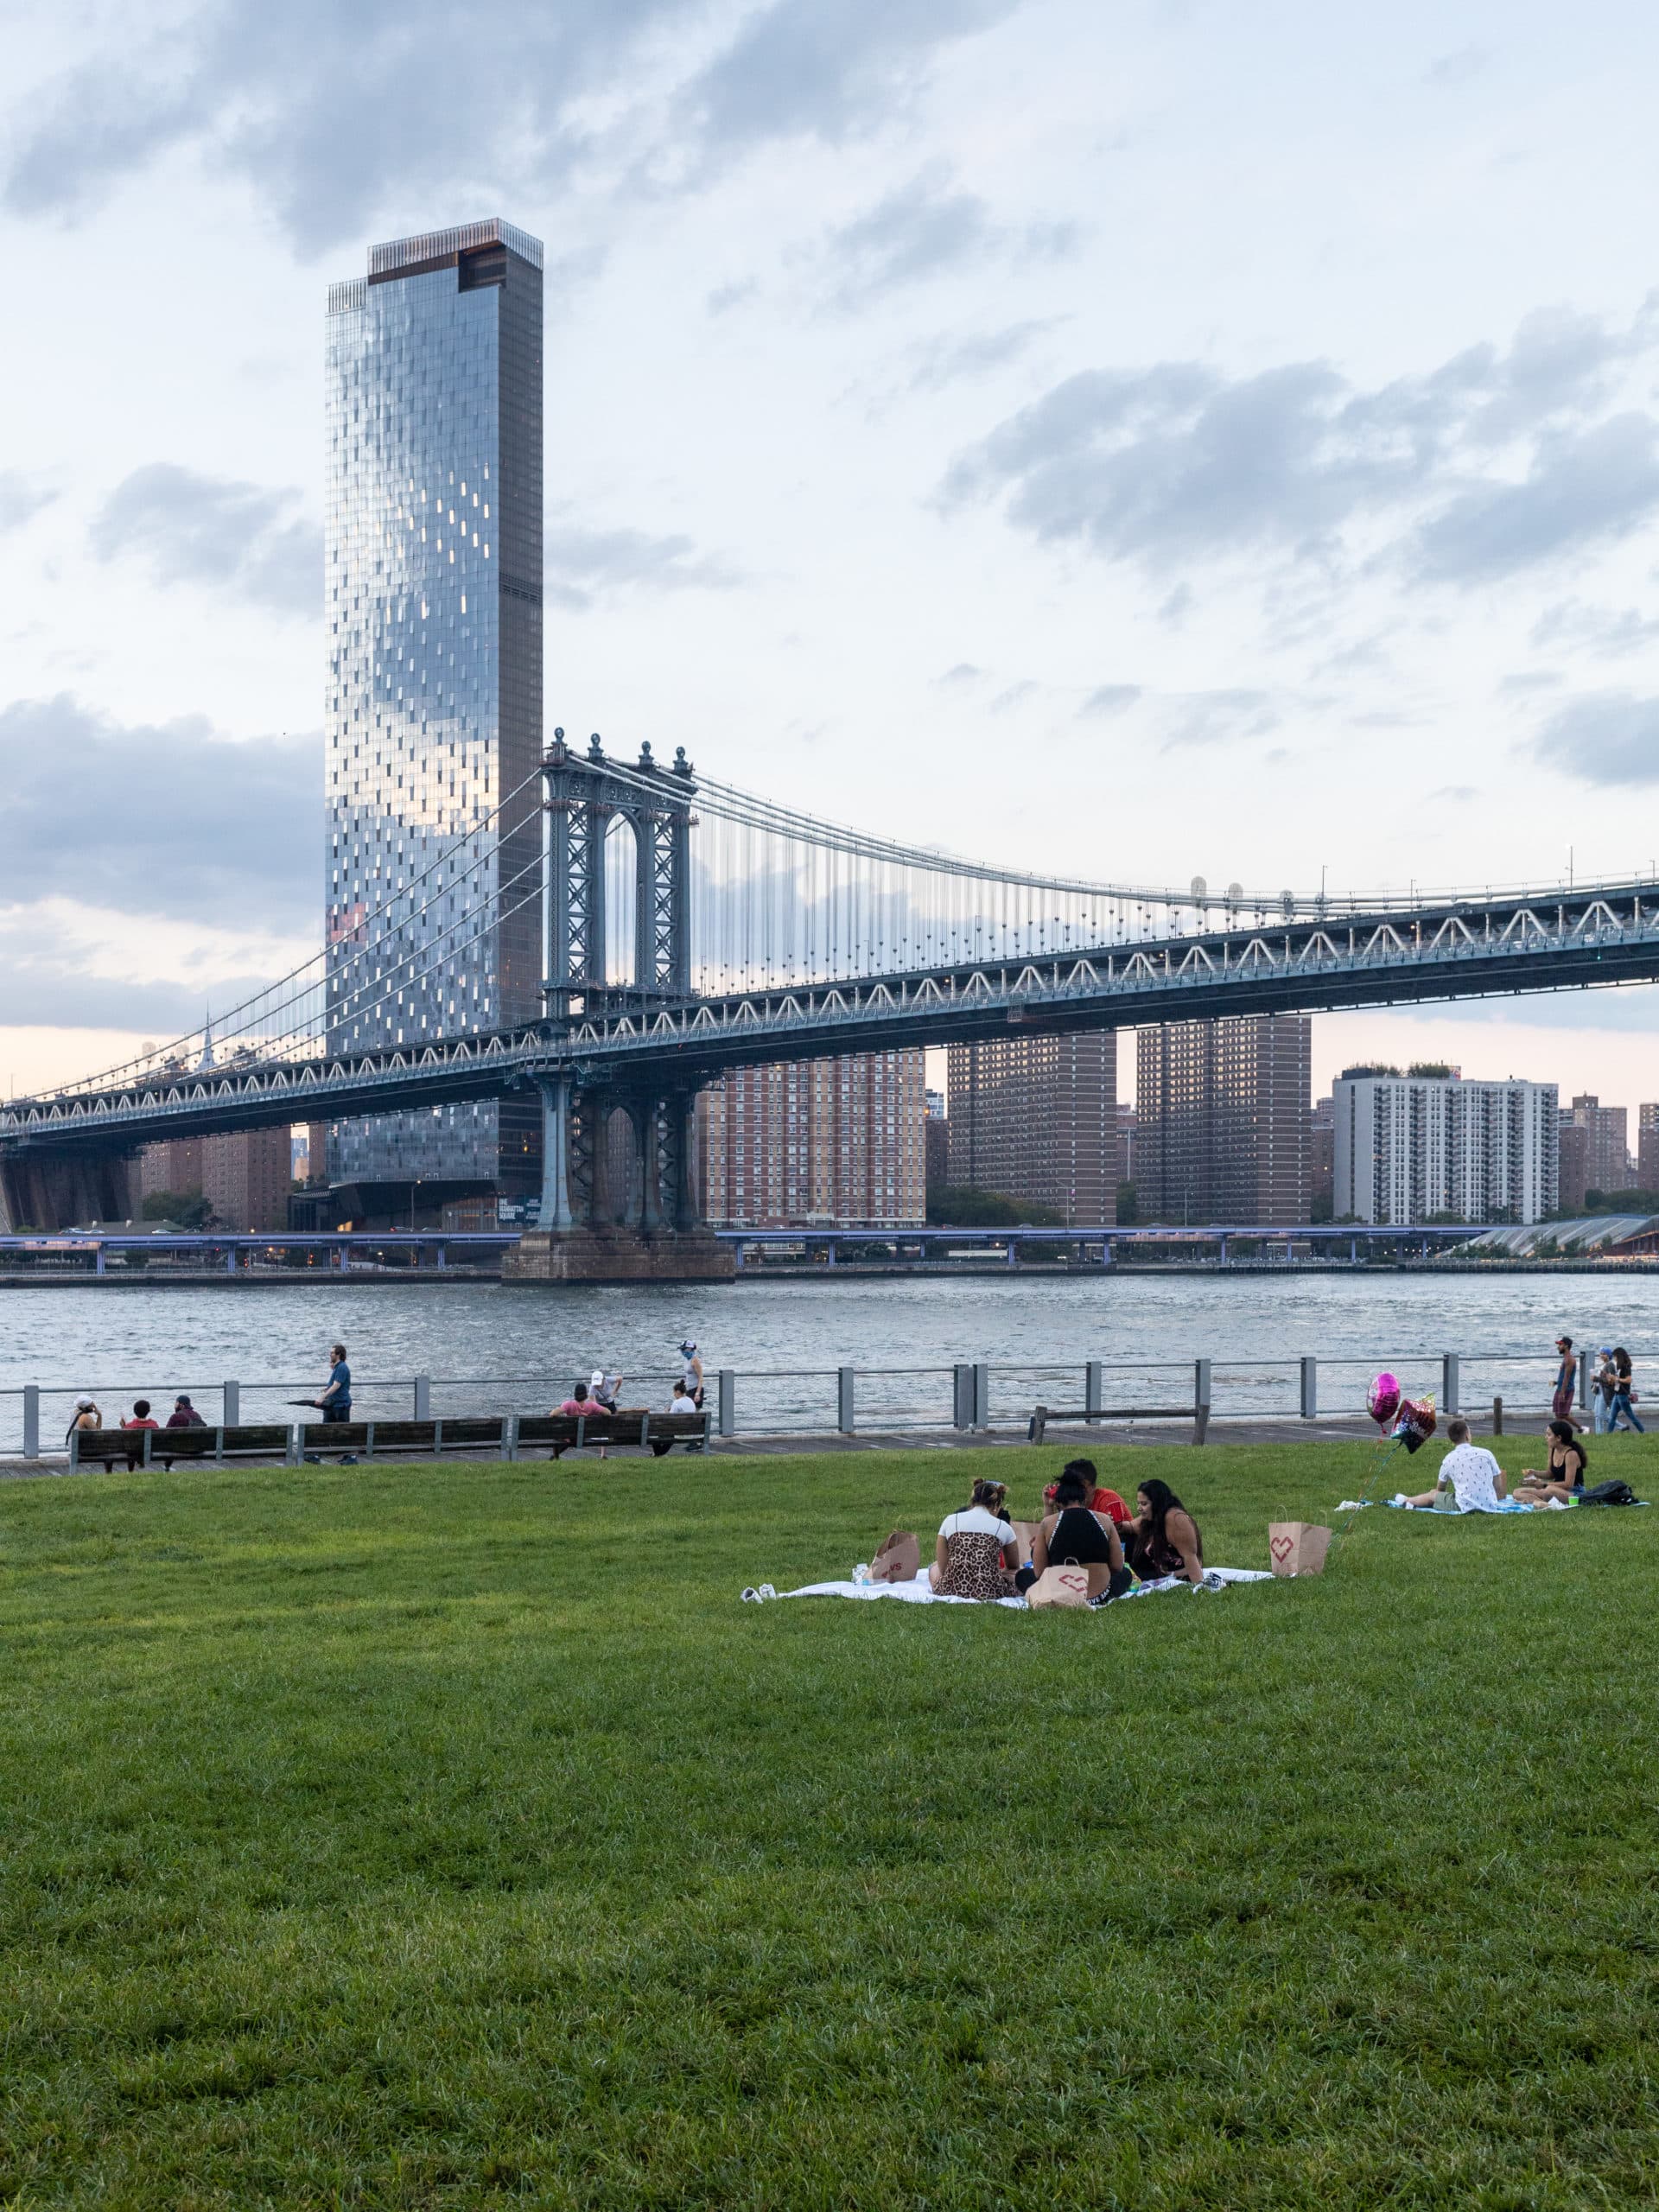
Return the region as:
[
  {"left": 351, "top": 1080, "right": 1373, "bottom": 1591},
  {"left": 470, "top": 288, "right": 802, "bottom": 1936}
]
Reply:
[
  {"left": 651, "top": 1379, "right": 703, "bottom": 1456},
  {"left": 1513, "top": 1421, "right": 1587, "bottom": 1506},
  {"left": 1030, "top": 1465, "right": 1132, "bottom": 1604},
  {"left": 556, "top": 1380, "right": 594, "bottom": 1416},
  {"left": 1399, "top": 1418, "right": 1509, "bottom": 1510}
]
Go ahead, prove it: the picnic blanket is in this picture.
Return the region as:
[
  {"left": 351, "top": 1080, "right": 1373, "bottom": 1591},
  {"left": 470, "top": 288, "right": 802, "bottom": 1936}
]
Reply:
[
  {"left": 1388, "top": 1495, "right": 1554, "bottom": 1515},
  {"left": 745, "top": 1567, "right": 1270, "bottom": 1607}
]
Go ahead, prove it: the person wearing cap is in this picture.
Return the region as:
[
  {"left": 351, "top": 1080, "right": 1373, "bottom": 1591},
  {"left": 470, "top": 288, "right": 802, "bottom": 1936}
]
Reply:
[
  {"left": 588, "top": 1369, "right": 620, "bottom": 1459},
  {"left": 66, "top": 1395, "right": 102, "bottom": 1445},
  {"left": 1551, "top": 1337, "right": 1584, "bottom": 1433},
  {"left": 1592, "top": 1346, "right": 1618, "bottom": 1434},
  {"left": 678, "top": 1338, "right": 706, "bottom": 1450}
]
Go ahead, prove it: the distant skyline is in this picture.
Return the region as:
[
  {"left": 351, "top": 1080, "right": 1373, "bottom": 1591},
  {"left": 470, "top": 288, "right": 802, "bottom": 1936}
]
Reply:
[{"left": 2, "top": 0, "right": 1656, "bottom": 1106}]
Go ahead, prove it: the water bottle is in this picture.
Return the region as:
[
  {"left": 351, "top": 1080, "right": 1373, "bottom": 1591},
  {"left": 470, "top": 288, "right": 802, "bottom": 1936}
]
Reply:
[{"left": 852, "top": 1562, "right": 871, "bottom": 1586}]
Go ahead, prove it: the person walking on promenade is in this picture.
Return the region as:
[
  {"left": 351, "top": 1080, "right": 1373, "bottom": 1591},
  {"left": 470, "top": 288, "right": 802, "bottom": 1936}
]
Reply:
[
  {"left": 316, "top": 1344, "right": 352, "bottom": 1425},
  {"left": 1608, "top": 1348, "right": 1645, "bottom": 1433},
  {"left": 1552, "top": 1336, "right": 1585, "bottom": 1433},
  {"left": 1592, "top": 1347, "right": 1618, "bottom": 1435}
]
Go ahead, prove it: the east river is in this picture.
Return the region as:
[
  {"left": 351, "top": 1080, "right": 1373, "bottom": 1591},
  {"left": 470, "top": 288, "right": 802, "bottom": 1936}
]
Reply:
[{"left": 3, "top": 1271, "right": 1656, "bottom": 1450}]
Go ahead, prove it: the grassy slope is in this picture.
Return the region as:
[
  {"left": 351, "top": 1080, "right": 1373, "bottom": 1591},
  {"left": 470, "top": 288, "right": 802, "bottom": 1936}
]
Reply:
[{"left": 1, "top": 1437, "right": 1656, "bottom": 2210}]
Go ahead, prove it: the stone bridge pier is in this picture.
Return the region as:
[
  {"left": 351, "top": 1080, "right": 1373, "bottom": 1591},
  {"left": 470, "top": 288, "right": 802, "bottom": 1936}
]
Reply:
[
  {"left": 0, "top": 1149, "right": 135, "bottom": 1235},
  {"left": 503, "top": 1077, "right": 734, "bottom": 1282}
]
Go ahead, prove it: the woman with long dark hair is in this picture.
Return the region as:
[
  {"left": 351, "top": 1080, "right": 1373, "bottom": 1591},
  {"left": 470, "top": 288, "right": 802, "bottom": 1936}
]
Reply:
[
  {"left": 1609, "top": 1349, "right": 1645, "bottom": 1433},
  {"left": 1124, "top": 1478, "right": 1205, "bottom": 1585},
  {"left": 1515, "top": 1419, "right": 1588, "bottom": 1504}
]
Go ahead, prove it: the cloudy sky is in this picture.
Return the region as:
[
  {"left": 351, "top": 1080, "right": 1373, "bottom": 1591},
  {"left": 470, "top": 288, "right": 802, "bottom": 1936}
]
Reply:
[{"left": 3, "top": 0, "right": 1658, "bottom": 1110}]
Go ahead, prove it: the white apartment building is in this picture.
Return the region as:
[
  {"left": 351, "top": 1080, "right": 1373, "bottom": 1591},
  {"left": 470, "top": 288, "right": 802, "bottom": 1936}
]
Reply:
[{"left": 1334, "top": 1071, "right": 1559, "bottom": 1225}]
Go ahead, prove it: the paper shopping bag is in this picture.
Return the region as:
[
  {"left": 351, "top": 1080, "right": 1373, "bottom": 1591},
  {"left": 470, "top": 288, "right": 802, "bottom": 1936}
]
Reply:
[
  {"left": 1268, "top": 1522, "right": 1332, "bottom": 1577},
  {"left": 1011, "top": 1518, "right": 1043, "bottom": 1562},
  {"left": 1026, "top": 1562, "right": 1091, "bottom": 1608},
  {"left": 869, "top": 1530, "right": 920, "bottom": 1584}
]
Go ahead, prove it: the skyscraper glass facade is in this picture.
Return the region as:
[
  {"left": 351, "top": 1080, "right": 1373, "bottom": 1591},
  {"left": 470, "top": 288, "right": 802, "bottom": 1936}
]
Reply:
[{"left": 324, "top": 219, "right": 543, "bottom": 1190}]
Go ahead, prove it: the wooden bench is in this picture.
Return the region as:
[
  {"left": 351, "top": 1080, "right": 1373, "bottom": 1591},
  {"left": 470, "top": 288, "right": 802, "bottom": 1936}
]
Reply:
[
  {"left": 1029, "top": 1401, "right": 1210, "bottom": 1447},
  {"left": 67, "top": 1408, "right": 713, "bottom": 1470}
]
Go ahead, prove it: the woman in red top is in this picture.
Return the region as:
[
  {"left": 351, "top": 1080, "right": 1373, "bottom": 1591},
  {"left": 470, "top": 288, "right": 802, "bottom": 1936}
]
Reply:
[{"left": 1042, "top": 1456, "right": 1129, "bottom": 1525}]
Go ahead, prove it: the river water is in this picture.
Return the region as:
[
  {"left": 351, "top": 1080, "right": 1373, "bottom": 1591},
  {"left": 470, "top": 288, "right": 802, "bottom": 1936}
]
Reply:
[{"left": 2, "top": 1273, "right": 1655, "bottom": 1449}]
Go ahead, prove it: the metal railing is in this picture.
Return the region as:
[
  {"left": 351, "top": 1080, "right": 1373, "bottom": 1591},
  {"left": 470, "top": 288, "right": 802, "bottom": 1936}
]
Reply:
[{"left": 0, "top": 1344, "right": 1624, "bottom": 1459}]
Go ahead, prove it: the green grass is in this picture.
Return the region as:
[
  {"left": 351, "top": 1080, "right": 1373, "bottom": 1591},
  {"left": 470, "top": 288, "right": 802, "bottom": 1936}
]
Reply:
[{"left": 2, "top": 1434, "right": 1658, "bottom": 2209}]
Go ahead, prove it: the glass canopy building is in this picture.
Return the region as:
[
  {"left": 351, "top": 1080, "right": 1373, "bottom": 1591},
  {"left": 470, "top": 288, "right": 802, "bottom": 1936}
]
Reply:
[{"left": 324, "top": 219, "right": 543, "bottom": 1195}]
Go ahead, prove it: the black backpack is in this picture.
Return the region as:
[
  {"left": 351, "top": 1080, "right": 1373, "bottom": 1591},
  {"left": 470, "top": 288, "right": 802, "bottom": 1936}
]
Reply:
[{"left": 1579, "top": 1478, "right": 1638, "bottom": 1507}]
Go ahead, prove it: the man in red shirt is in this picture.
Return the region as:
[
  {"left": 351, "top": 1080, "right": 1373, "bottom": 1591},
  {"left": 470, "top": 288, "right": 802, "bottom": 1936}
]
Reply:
[
  {"left": 1043, "top": 1456, "right": 1129, "bottom": 1523},
  {"left": 118, "top": 1397, "right": 161, "bottom": 1470}
]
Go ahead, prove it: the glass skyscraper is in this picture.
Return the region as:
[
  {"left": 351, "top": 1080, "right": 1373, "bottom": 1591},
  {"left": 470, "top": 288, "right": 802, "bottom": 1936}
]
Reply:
[{"left": 324, "top": 219, "right": 543, "bottom": 1194}]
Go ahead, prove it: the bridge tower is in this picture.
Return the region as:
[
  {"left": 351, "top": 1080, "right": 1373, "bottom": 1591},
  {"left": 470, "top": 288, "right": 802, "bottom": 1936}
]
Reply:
[{"left": 505, "top": 731, "right": 733, "bottom": 1282}]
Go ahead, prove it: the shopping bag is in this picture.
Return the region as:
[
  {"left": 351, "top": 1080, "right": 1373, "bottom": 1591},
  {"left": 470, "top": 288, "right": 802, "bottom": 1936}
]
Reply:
[
  {"left": 1011, "top": 1518, "right": 1043, "bottom": 1562},
  {"left": 1026, "top": 1561, "right": 1092, "bottom": 1608},
  {"left": 1268, "top": 1522, "right": 1332, "bottom": 1577},
  {"left": 869, "top": 1530, "right": 920, "bottom": 1584}
]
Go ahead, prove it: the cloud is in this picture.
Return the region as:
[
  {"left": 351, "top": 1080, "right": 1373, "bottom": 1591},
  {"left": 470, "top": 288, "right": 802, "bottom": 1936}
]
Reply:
[
  {"left": 817, "top": 168, "right": 1078, "bottom": 308},
  {"left": 92, "top": 465, "right": 319, "bottom": 617},
  {"left": 0, "top": 697, "right": 320, "bottom": 928},
  {"left": 689, "top": 0, "right": 1019, "bottom": 151},
  {"left": 0, "top": 472, "right": 58, "bottom": 531},
  {"left": 1078, "top": 684, "right": 1142, "bottom": 717},
  {"left": 906, "top": 318, "right": 1061, "bottom": 391},
  {"left": 1529, "top": 694, "right": 1659, "bottom": 787},
  {"left": 1422, "top": 45, "right": 1493, "bottom": 89},
  {"left": 543, "top": 518, "right": 744, "bottom": 609},
  {"left": 3, "top": 0, "right": 1022, "bottom": 254},
  {"left": 942, "top": 299, "right": 1659, "bottom": 588},
  {"left": 1160, "top": 689, "right": 1281, "bottom": 750},
  {"left": 1531, "top": 600, "right": 1659, "bottom": 658}
]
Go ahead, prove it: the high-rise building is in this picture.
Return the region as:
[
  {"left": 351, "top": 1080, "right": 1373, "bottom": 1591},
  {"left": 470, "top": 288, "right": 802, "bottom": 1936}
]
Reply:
[
  {"left": 1558, "top": 1115, "right": 1589, "bottom": 1212},
  {"left": 324, "top": 219, "right": 544, "bottom": 1196},
  {"left": 1116, "top": 1103, "right": 1137, "bottom": 1192},
  {"left": 138, "top": 1132, "right": 291, "bottom": 1230},
  {"left": 1563, "top": 1094, "right": 1633, "bottom": 1194},
  {"left": 1310, "top": 1093, "right": 1335, "bottom": 1217},
  {"left": 1335, "top": 1071, "right": 1557, "bottom": 1224},
  {"left": 945, "top": 1033, "right": 1117, "bottom": 1224},
  {"left": 1136, "top": 1016, "right": 1310, "bottom": 1225},
  {"left": 138, "top": 1138, "right": 205, "bottom": 1205},
  {"left": 1639, "top": 1103, "right": 1659, "bottom": 1193},
  {"left": 923, "top": 1088, "right": 949, "bottom": 1197},
  {"left": 698, "top": 1051, "right": 925, "bottom": 1227}
]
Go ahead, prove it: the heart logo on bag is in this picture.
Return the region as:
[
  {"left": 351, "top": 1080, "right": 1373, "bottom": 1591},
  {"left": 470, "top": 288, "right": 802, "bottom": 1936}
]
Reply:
[
  {"left": 1269, "top": 1535, "right": 1294, "bottom": 1564},
  {"left": 1058, "top": 1569, "right": 1088, "bottom": 1594}
]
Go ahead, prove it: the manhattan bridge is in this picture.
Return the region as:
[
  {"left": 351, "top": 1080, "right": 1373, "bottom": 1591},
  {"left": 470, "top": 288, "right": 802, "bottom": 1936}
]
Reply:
[{"left": 3, "top": 729, "right": 1657, "bottom": 1271}]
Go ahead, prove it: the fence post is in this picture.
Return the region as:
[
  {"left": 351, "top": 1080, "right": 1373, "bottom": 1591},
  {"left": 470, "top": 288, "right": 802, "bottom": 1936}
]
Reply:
[
  {"left": 1085, "top": 1360, "right": 1103, "bottom": 1422},
  {"left": 1492, "top": 1395, "right": 1503, "bottom": 1436},
  {"left": 22, "top": 1384, "right": 39, "bottom": 1459},
  {"left": 974, "top": 1361, "right": 990, "bottom": 1431},
  {"left": 1441, "top": 1353, "right": 1459, "bottom": 1417},
  {"left": 413, "top": 1375, "right": 431, "bottom": 1420},
  {"left": 1300, "top": 1357, "right": 1318, "bottom": 1421},
  {"left": 223, "top": 1381, "right": 240, "bottom": 1427},
  {"left": 953, "top": 1363, "right": 975, "bottom": 1429},
  {"left": 837, "top": 1367, "right": 855, "bottom": 1433},
  {"left": 717, "top": 1368, "right": 734, "bottom": 1438},
  {"left": 1194, "top": 1359, "right": 1212, "bottom": 1446},
  {"left": 1579, "top": 1350, "right": 1589, "bottom": 1410}
]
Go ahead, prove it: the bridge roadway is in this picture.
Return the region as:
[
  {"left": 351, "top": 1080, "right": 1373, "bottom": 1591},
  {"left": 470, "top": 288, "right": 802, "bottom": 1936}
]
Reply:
[{"left": 3, "top": 880, "right": 1657, "bottom": 1157}]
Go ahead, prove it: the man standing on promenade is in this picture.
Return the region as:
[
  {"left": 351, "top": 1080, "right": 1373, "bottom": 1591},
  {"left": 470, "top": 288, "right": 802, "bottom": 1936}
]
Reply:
[
  {"left": 317, "top": 1344, "right": 352, "bottom": 1425},
  {"left": 1552, "top": 1336, "right": 1584, "bottom": 1433}
]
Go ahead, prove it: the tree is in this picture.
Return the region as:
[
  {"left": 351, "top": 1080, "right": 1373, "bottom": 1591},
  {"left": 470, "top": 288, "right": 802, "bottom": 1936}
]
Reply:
[
  {"left": 925, "top": 1185, "right": 1063, "bottom": 1228},
  {"left": 1115, "top": 1180, "right": 1139, "bottom": 1225}
]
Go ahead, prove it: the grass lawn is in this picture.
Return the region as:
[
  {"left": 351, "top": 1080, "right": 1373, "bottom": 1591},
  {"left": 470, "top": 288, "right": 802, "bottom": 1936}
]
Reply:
[{"left": 2, "top": 1433, "right": 1657, "bottom": 2209}]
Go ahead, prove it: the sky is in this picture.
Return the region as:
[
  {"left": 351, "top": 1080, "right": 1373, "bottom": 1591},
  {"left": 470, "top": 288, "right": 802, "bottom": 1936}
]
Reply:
[{"left": 2, "top": 0, "right": 1657, "bottom": 1115}]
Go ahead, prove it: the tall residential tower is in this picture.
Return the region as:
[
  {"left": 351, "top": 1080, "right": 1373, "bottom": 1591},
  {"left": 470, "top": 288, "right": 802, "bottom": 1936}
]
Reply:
[{"left": 324, "top": 219, "right": 543, "bottom": 1198}]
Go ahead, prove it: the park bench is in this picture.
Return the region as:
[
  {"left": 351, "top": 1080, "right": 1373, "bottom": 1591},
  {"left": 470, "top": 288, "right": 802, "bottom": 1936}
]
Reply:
[
  {"left": 1028, "top": 1399, "right": 1210, "bottom": 1447},
  {"left": 67, "top": 1408, "right": 712, "bottom": 1471}
]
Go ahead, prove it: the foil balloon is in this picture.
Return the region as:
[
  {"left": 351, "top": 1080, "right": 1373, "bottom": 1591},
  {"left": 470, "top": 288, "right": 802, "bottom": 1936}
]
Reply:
[
  {"left": 1391, "top": 1395, "right": 1438, "bottom": 1454},
  {"left": 1367, "top": 1372, "right": 1402, "bottom": 1429}
]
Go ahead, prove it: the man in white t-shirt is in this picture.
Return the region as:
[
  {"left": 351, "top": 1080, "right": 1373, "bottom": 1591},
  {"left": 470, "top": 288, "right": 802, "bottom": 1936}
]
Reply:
[{"left": 1400, "top": 1418, "right": 1510, "bottom": 1510}]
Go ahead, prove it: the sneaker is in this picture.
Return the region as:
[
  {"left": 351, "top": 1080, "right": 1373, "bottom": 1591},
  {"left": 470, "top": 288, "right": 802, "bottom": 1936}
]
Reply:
[
  {"left": 758, "top": 1583, "right": 776, "bottom": 1600},
  {"left": 339, "top": 1453, "right": 359, "bottom": 1465}
]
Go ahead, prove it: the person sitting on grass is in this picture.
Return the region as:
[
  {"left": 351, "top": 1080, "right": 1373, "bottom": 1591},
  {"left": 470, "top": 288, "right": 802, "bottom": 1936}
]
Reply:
[
  {"left": 931, "top": 1477, "right": 1021, "bottom": 1599},
  {"left": 1398, "top": 1417, "right": 1510, "bottom": 1510},
  {"left": 1030, "top": 1465, "right": 1131, "bottom": 1605},
  {"left": 1040, "top": 1456, "right": 1130, "bottom": 1524},
  {"left": 1123, "top": 1478, "right": 1205, "bottom": 1585},
  {"left": 1513, "top": 1421, "right": 1588, "bottom": 1506}
]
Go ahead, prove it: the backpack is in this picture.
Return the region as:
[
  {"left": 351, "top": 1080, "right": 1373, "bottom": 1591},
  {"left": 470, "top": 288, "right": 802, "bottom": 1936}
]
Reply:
[{"left": 1579, "top": 1478, "right": 1637, "bottom": 1507}]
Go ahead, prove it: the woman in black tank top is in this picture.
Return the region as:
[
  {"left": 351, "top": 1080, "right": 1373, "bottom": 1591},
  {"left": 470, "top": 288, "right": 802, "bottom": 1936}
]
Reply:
[{"left": 1030, "top": 1469, "right": 1130, "bottom": 1602}]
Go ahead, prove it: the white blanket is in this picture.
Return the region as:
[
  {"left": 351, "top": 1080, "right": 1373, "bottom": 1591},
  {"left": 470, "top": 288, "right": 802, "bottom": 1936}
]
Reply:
[{"left": 762, "top": 1566, "right": 1270, "bottom": 1607}]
